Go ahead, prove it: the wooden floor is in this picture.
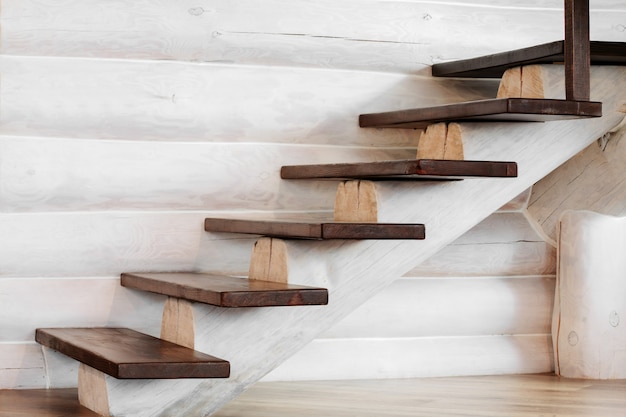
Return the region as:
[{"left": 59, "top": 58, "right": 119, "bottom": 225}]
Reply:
[
  {"left": 3, "top": 374, "right": 626, "bottom": 417},
  {"left": 214, "top": 374, "right": 626, "bottom": 417}
]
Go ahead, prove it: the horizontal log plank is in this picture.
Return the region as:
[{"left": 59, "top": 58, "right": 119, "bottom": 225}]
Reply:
[
  {"left": 359, "top": 98, "right": 602, "bottom": 129},
  {"left": 0, "top": 56, "right": 494, "bottom": 145},
  {"left": 281, "top": 159, "right": 517, "bottom": 180},
  {"left": 433, "top": 41, "right": 626, "bottom": 78},
  {"left": 265, "top": 334, "right": 553, "bottom": 381},
  {"left": 0, "top": 343, "right": 46, "bottom": 389},
  {"left": 0, "top": 137, "right": 414, "bottom": 213},
  {"left": 204, "top": 218, "right": 426, "bottom": 240},
  {"left": 121, "top": 272, "right": 328, "bottom": 307},
  {"left": 35, "top": 328, "right": 230, "bottom": 379},
  {"left": 4, "top": 1, "right": 623, "bottom": 73}
]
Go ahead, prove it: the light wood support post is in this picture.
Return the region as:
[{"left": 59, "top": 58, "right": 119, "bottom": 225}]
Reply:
[
  {"left": 161, "top": 297, "right": 195, "bottom": 349},
  {"left": 564, "top": 0, "right": 590, "bottom": 101},
  {"left": 497, "top": 65, "right": 545, "bottom": 99},
  {"left": 416, "top": 123, "right": 464, "bottom": 160},
  {"left": 78, "top": 363, "right": 111, "bottom": 416},
  {"left": 334, "top": 180, "right": 379, "bottom": 222},
  {"left": 249, "top": 237, "right": 289, "bottom": 283}
]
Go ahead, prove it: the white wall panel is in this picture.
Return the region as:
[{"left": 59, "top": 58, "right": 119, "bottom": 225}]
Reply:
[
  {"left": 0, "top": 136, "right": 414, "bottom": 213},
  {"left": 0, "top": 343, "right": 46, "bottom": 389},
  {"left": 0, "top": 278, "right": 164, "bottom": 342},
  {"left": 322, "top": 276, "right": 555, "bottom": 339},
  {"left": 0, "top": 56, "right": 497, "bottom": 143},
  {"left": 2, "top": 1, "right": 623, "bottom": 72},
  {"left": 264, "top": 335, "right": 554, "bottom": 381},
  {"left": 0, "top": 212, "right": 256, "bottom": 278}
]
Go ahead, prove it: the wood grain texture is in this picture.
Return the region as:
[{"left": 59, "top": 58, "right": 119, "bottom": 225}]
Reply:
[
  {"left": 217, "top": 375, "right": 626, "bottom": 417},
  {"left": 433, "top": 40, "right": 626, "bottom": 78},
  {"left": 415, "top": 122, "right": 465, "bottom": 160},
  {"left": 0, "top": 278, "right": 164, "bottom": 342},
  {"left": 0, "top": 344, "right": 46, "bottom": 389},
  {"left": 248, "top": 238, "right": 289, "bottom": 283},
  {"left": 46, "top": 65, "right": 626, "bottom": 417},
  {"left": 358, "top": 98, "right": 602, "bottom": 129},
  {"left": 204, "top": 218, "right": 426, "bottom": 240},
  {"left": 0, "top": 388, "right": 101, "bottom": 417},
  {"left": 121, "top": 272, "right": 328, "bottom": 308},
  {"left": 161, "top": 298, "right": 195, "bottom": 349},
  {"left": 282, "top": 159, "right": 517, "bottom": 180},
  {"left": 322, "top": 276, "right": 555, "bottom": 339},
  {"left": 333, "top": 181, "right": 378, "bottom": 222},
  {"left": 265, "top": 335, "right": 553, "bottom": 381},
  {"left": 553, "top": 211, "right": 626, "bottom": 379},
  {"left": 565, "top": 0, "right": 591, "bottom": 101},
  {"left": 497, "top": 65, "right": 545, "bottom": 99},
  {"left": 406, "top": 211, "right": 556, "bottom": 277},
  {"left": 35, "top": 328, "right": 230, "bottom": 379},
  {"left": 6, "top": 374, "right": 626, "bottom": 417},
  {"left": 0, "top": 136, "right": 415, "bottom": 213},
  {"left": 0, "top": 212, "right": 257, "bottom": 278},
  {"left": 78, "top": 364, "right": 110, "bottom": 417},
  {"left": 2, "top": 1, "right": 623, "bottom": 73},
  {"left": 527, "top": 126, "right": 626, "bottom": 242},
  {"left": 0, "top": 56, "right": 494, "bottom": 144}
]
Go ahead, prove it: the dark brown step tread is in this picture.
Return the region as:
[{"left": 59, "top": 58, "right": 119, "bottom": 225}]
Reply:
[
  {"left": 204, "top": 218, "right": 425, "bottom": 240},
  {"left": 432, "top": 40, "right": 626, "bottom": 78},
  {"left": 0, "top": 389, "right": 100, "bottom": 417},
  {"left": 121, "top": 272, "right": 328, "bottom": 307},
  {"left": 281, "top": 159, "right": 517, "bottom": 180},
  {"left": 359, "top": 98, "right": 602, "bottom": 129},
  {"left": 35, "top": 328, "right": 230, "bottom": 379}
]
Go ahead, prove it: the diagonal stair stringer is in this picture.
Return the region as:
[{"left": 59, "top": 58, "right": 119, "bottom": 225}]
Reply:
[{"left": 97, "top": 65, "right": 625, "bottom": 417}]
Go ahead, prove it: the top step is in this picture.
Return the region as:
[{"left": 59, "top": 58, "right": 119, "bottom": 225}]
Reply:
[
  {"left": 432, "top": 41, "right": 626, "bottom": 78},
  {"left": 36, "top": 327, "right": 230, "bottom": 379},
  {"left": 359, "top": 98, "right": 601, "bottom": 129}
]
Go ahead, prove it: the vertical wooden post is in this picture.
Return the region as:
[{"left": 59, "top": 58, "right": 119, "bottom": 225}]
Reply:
[{"left": 564, "top": 0, "right": 590, "bottom": 101}]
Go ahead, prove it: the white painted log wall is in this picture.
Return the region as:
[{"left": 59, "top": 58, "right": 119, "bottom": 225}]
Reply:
[
  {"left": 265, "top": 196, "right": 559, "bottom": 381},
  {"left": 0, "top": 0, "right": 625, "bottom": 395}
]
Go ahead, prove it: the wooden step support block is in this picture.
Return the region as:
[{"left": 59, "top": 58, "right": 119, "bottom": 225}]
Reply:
[
  {"left": 431, "top": 41, "right": 626, "bottom": 79},
  {"left": 358, "top": 98, "right": 602, "bottom": 129},
  {"left": 204, "top": 218, "right": 425, "bottom": 240},
  {"left": 121, "top": 272, "right": 328, "bottom": 308},
  {"left": 416, "top": 122, "right": 464, "bottom": 160},
  {"left": 497, "top": 65, "right": 545, "bottom": 99},
  {"left": 35, "top": 328, "right": 230, "bottom": 379},
  {"left": 281, "top": 159, "right": 517, "bottom": 180}
]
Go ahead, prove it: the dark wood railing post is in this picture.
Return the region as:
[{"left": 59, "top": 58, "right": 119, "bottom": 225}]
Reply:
[{"left": 564, "top": 0, "right": 591, "bottom": 101}]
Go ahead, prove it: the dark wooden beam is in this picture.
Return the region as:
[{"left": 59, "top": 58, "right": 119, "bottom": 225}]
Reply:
[
  {"left": 280, "top": 159, "right": 518, "bottom": 180},
  {"left": 358, "top": 98, "right": 601, "bottom": 129},
  {"left": 204, "top": 218, "right": 426, "bottom": 240},
  {"left": 431, "top": 41, "right": 626, "bottom": 79},
  {"left": 564, "top": 0, "right": 590, "bottom": 101}
]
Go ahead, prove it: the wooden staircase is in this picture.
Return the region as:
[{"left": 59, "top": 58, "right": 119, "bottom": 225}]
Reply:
[
  {"left": 18, "top": 1, "right": 626, "bottom": 416},
  {"left": 35, "top": 328, "right": 231, "bottom": 379}
]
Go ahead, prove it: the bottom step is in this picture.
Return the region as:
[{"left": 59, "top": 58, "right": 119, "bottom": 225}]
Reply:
[{"left": 35, "top": 328, "right": 230, "bottom": 379}]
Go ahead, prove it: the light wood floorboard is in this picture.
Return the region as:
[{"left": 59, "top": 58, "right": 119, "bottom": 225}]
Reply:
[
  {"left": 214, "top": 374, "right": 626, "bottom": 417},
  {"left": 2, "top": 374, "right": 626, "bottom": 416}
]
